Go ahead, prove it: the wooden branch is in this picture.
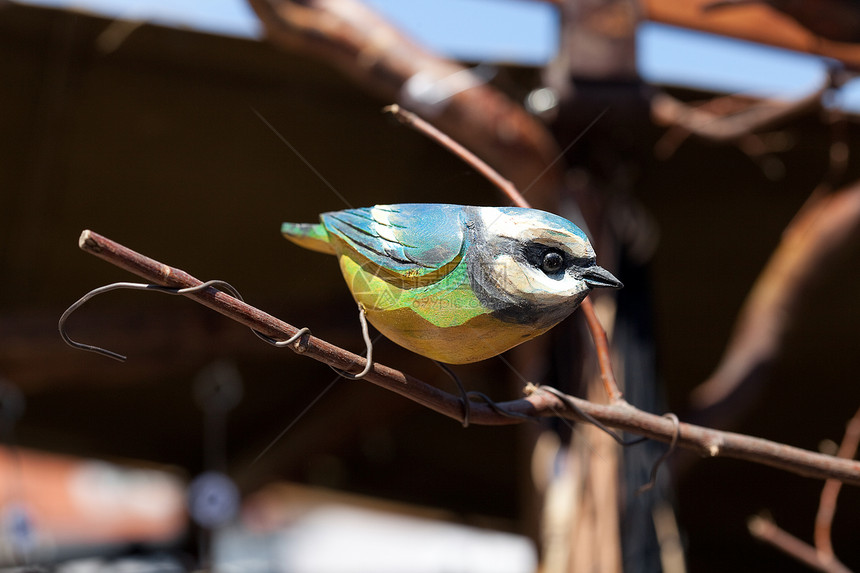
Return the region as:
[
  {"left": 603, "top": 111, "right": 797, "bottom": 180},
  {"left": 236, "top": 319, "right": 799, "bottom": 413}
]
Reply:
[
  {"left": 816, "top": 404, "right": 860, "bottom": 558},
  {"left": 748, "top": 515, "right": 853, "bottom": 573},
  {"left": 384, "top": 104, "right": 529, "bottom": 209},
  {"left": 644, "top": 0, "right": 860, "bottom": 71},
  {"left": 651, "top": 78, "right": 828, "bottom": 145},
  {"left": 580, "top": 298, "right": 623, "bottom": 402},
  {"left": 67, "top": 230, "right": 860, "bottom": 486},
  {"left": 246, "top": 0, "right": 565, "bottom": 211},
  {"left": 702, "top": 0, "right": 860, "bottom": 45},
  {"left": 748, "top": 404, "right": 860, "bottom": 571},
  {"left": 688, "top": 177, "right": 860, "bottom": 428}
]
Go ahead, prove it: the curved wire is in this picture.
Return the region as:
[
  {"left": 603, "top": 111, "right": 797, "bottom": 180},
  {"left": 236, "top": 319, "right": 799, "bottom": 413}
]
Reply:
[
  {"left": 59, "top": 279, "right": 308, "bottom": 361},
  {"left": 329, "top": 304, "right": 374, "bottom": 380},
  {"left": 537, "top": 385, "right": 648, "bottom": 447},
  {"left": 466, "top": 391, "right": 534, "bottom": 422},
  {"left": 636, "top": 413, "right": 681, "bottom": 495},
  {"left": 434, "top": 361, "right": 471, "bottom": 428},
  {"left": 538, "top": 385, "right": 682, "bottom": 493},
  {"left": 258, "top": 327, "right": 311, "bottom": 348}
]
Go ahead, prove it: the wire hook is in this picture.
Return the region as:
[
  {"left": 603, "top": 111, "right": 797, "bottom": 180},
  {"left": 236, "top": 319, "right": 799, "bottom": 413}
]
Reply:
[
  {"left": 537, "top": 385, "right": 648, "bottom": 447},
  {"left": 636, "top": 413, "right": 681, "bottom": 495},
  {"left": 434, "top": 361, "right": 472, "bottom": 428},
  {"left": 466, "top": 391, "right": 534, "bottom": 422},
  {"left": 59, "top": 279, "right": 309, "bottom": 360},
  {"left": 329, "top": 303, "right": 374, "bottom": 380},
  {"left": 263, "top": 328, "right": 311, "bottom": 348},
  {"left": 534, "top": 385, "right": 682, "bottom": 493}
]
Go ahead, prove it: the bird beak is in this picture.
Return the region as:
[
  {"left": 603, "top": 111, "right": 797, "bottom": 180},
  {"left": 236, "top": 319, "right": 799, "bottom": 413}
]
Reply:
[{"left": 581, "top": 265, "right": 623, "bottom": 289}]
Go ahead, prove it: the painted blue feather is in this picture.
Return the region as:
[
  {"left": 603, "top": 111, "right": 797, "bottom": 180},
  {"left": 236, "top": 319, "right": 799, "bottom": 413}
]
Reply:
[{"left": 321, "top": 204, "right": 466, "bottom": 274}]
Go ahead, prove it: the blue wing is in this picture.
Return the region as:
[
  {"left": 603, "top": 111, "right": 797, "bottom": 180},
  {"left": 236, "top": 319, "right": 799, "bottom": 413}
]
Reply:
[{"left": 321, "top": 204, "right": 466, "bottom": 274}]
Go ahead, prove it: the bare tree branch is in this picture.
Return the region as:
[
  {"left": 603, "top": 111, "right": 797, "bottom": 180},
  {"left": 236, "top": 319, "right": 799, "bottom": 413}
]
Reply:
[
  {"left": 66, "top": 229, "right": 860, "bottom": 486},
  {"left": 645, "top": 0, "right": 860, "bottom": 71},
  {"left": 749, "top": 515, "right": 853, "bottom": 573},
  {"left": 748, "top": 404, "right": 860, "bottom": 571},
  {"left": 816, "top": 404, "right": 860, "bottom": 559},
  {"left": 246, "top": 0, "right": 566, "bottom": 211},
  {"left": 384, "top": 104, "right": 529, "bottom": 209},
  {"left": 651, "top": 77, "right": 828, "bottom": 145},
  {"left": 688, "top": 176, "right": 860, "bottom": 428}
]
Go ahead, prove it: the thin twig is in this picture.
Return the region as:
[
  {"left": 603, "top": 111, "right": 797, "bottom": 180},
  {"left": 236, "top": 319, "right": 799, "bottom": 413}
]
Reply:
[
  {"left": 67, "top": 230, "right": 860, "bottom": 486},
  {"left": 385, "top": 105, "right": 529, "bottom": 209},
  {"left": 580, "top": 298, "right": 623, "bottom": 401},
  {"left": 651, "top": 77, "right": 828, "bottom": 145},
  {"left": 689, "top": 177, "right": 860, "bottom": 429},
  {"left": 816, "top": 404, "right": 860, "bottom": 559},
  {"left": 749, "top": 515, "right": 853, "bottom": 573},
  {"left": 746, "top": 403, "right": 860, "bottom": 571},
  {"left": 247, "top": 0, "right": 565, "bottom": 210}
]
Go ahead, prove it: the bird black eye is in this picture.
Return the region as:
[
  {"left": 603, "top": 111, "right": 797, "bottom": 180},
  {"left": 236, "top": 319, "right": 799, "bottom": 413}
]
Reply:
[{"left": 540, "top": 250, "right": 565, "bottom": 275}]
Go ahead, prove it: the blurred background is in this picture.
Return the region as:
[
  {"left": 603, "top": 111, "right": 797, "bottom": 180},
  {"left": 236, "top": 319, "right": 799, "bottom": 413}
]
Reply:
[{"left": 2, "top": 0, "right": 860, "bottom": 571}]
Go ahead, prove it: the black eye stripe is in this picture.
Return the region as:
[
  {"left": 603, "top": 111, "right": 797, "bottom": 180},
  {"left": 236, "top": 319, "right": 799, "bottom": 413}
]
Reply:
[
  {"left": 521, "top": 243, "right": 593, "bottom": 275},
  {"left": 522, "top": 244, "right": 567, "bottom": 275}
]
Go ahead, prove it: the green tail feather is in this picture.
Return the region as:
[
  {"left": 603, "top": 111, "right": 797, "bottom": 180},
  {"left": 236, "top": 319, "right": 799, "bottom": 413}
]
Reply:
[{"left": 281, "top": 222, "right": 335, "bottom": 255}]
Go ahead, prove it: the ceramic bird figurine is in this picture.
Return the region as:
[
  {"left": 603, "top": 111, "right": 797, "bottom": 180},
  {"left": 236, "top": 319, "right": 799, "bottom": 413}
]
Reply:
[{"left": 282, "top": 204, "right": 621, "bottom": 364}]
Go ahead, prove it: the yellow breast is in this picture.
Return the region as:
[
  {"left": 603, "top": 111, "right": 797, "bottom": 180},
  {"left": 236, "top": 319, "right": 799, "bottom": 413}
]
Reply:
[{"left": 364, "top": 306, "right": 548, "bottom": 364}]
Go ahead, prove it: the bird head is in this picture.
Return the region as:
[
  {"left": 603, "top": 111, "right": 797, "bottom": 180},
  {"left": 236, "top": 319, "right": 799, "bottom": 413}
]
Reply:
[{"left": 468, "top": 206, "right": 622, "bottom": 326}]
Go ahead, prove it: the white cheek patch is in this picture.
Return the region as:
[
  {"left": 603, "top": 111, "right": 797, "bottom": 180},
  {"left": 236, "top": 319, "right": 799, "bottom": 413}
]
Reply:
[
  {"left": 492, "top": 254, "right": 533, "bottom": 293},
  {"left": 493, "top": 255, "right": 584, "bottom": 305}
]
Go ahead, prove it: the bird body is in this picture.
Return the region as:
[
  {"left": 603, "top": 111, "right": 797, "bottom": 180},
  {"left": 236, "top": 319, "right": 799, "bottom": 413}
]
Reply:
[{"left": 282, "top": 204, "right": 621, "bottom": 364}]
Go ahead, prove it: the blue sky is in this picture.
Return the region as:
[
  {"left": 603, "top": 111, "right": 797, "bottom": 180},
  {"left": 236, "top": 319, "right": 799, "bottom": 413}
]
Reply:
[{"left": 19, "top": 0, "right": 860, "bottom": 109}]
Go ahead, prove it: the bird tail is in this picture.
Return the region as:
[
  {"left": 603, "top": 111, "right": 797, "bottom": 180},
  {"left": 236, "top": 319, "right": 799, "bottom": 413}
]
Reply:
[{"left": 281, "top": 222, "right": 335, "bottom": 255}]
